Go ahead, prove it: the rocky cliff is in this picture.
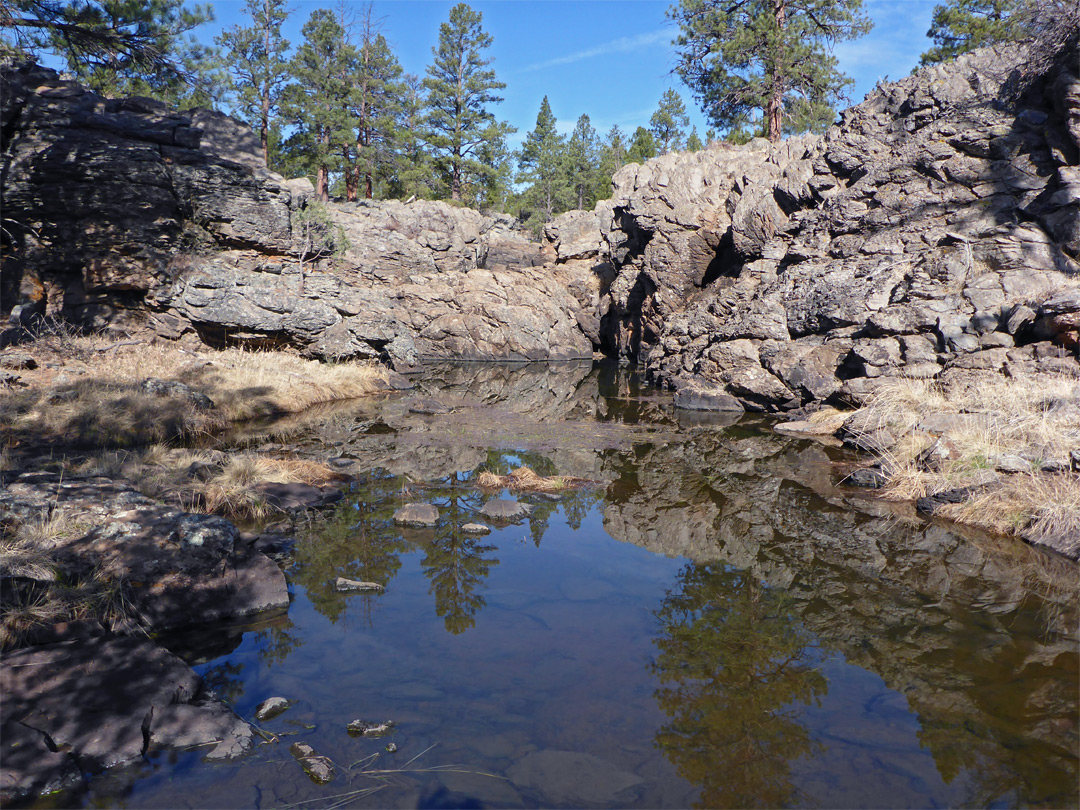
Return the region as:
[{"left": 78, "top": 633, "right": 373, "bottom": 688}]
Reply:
[
  {"left": 3, "top": 42, "right": 1078, "bottom": 399},
  {"left": 0, "top": 61, "right": 591, "bottom": 367},
  {"left": 548, "top": 43, "right": 1079, "bottom": 410}
]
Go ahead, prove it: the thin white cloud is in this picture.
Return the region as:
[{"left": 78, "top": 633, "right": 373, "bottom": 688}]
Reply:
[{"left": 519, "top": 29, "right": 671, "bottom": 73}]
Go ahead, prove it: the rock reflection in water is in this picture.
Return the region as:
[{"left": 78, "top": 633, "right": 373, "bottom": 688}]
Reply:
[
  {"left": 652, "top": 564, "right": 827, "bottom": 809},
  {"left": 157, "top": 361, "right": 1076, "bottom": 809}
]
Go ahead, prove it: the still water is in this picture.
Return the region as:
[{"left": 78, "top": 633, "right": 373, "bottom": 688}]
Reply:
[{"left": 76, "top": 362, "right": 1078, "bottom": 808}]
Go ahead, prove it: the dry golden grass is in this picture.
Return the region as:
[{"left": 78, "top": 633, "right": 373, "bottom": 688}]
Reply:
[
  {"left": 476, "top": 466, "right": 593, "bottom": 493},
  {"left": 1, "top": 335, "right": 388, "bottom": 452},
  {"left": 0, "top": 505, "right": 136, "bottom": 649},
  {"left": 847, "top": 370, "right": 1080, "bottom": 547},
  {"left": 67, "top": 446, "right": 346, "bottom": 523}
]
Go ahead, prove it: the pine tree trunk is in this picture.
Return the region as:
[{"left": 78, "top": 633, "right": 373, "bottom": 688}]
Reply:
[
  {"left": 261, "top": 6, "right": 271, "bottom": 167},
  {"left": 767, "top": 0, "right": 786, "bottom": 142}
]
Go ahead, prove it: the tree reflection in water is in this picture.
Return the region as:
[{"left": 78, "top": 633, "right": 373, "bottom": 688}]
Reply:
[
  {"left": 292, "top": 471, "right": 409, "bottom": 626},
  {"left": 651, "top": 562, "right": 828, "bottom": 809}
]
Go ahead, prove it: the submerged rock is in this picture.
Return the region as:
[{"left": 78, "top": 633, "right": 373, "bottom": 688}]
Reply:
[
  {"left": 479, "top": 499, "right": 531, "bottom": 522},
  {"left": 461, "top": 523, "right": 492, "bottom": 535},
  {"left": 393, "top": 503, "right": 439, "bottom": 527},
  {"left": 0, "top": 634, "right": 250, "bottom": 799},
  {"left": 290, "top": 742, "right": 335, "bottom": 784},
  {"left": 334, "top": 578, "right": 384, "bottom": 593},
  {"left": 148, "top": 702, "right": 253, "bottom": 760},
  {"left": 506, "top": 750, "right": 644, "bottom": 806},
  {"left": 254, "top": 696, "right": 293, "bottom": 722},
  {"left": 347, "top": 719, "right": 395, "bottom": 738}
]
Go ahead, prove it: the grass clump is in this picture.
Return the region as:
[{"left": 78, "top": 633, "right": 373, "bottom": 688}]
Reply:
[
  {"left": 844, "top": 370, "right": 1080, "bottom": 551},
  {"left": 475, "top": 466, "right": 593, "bottom": 494},
  {"left": 1, "top": 333, "right": 389, "bottom": 454}
]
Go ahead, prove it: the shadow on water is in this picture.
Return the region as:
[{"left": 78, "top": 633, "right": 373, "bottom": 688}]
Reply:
[{"left": 40, "top": 361, "right": 1078, "bottom": 809}]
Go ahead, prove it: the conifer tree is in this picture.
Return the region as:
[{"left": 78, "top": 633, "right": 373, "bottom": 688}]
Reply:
[
  {"left": 216, "top": 0, "right": 291, "bottom": 167},
  {"left": 670, "top": 0, "right": 872, "bottom": 141},
  {"left": 919, "top": 0, "right": 1024, "bottom": 65},
  {"left": 389, "top": 73, "right": 436, "bottom": 200},
  {"left": 3, "top": 0, "right": 222, "bottom": 106},
  {"left": 421, "top": 3, "right": 508, "bottom": 201},
  {"left": 565, "top": 113, "right": 599, "bottom": 210},
  {"left": 281, "top": 9, "right": 356, "bottom": 201},
  {"left": 686, "top": 126, "right": 704, "bottom": 151},
  {"left": 516, "top": 96, "right": 568, "bottom": 226},
  {"left": 650, "top": 89, "right": 690, "bottom": 154},
  {"left": 627, "top": 126, "right": 657, "bottom": 164},
  {"left": 595, "top": 124, "right": 627, "bottom": 201},
  {"left": 348, "top": 5, "right": 405, "bottom": 200}
]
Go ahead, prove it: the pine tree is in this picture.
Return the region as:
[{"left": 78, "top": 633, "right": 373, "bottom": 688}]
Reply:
[
  {"left": 347, "top": 5, "right": 405, "bottom": 200},
  {"left": 472, "top": 120, "right": 516, "bottom": 211},
  {"left": 281, "top": 9, "right": 356, "bottom": 201},
  {"left": 516, "top": 96, "right": 568, "bottom": 227},
  {"left": 4, "top": 0, "right": 222, "bottom": 106},
  {"left": 686, "top": 126, "right": 704, "bottom": 151},
  {"left": 216, "top": 0, "right": 291, "bottom": 167},
  {"left": 650, "top": 89, "right": 690, "bottom": 154},
  {"left": 422, "top": 2, "right": 508, "bottom": 202},
  {"left": 565, "top": 113, "right": 599, "bottom": 210},
  {"left": 627, "top": 126, "right": 657, "bottom": 164},
  {"left": 595, "top": 124, "right": 627, "bottom": 201},
  {"left": 670, "top": 0, "right": 872, "bottom": 142},
  {"left": 919, "top": 0, "right": 1024, "bottom": 65},
  {"left": 388, "top": 73, "right": 436, "bottom": 200}
]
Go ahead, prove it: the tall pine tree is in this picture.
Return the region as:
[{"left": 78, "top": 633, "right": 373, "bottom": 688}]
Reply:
[
  {"left": 565, "top": 113, "right": 599, "bottom": 210},
  {"left": 919, "top": 0, "right": 1024, "bottom": 65},
  {"left": 281, "top": 9, "right": 356, "bottom": 201},
  {"left": 216, "top": 0, "right": 291, "bottom": 167},
  {"left": 422, "top": 3, "right": 508, "bottom": 201},
  {"left": 348, "top": 4, "right": 405, "bottom": 200},
  {"left": 670, "top": 0, "right": 872, "bottom": 142},
  {"left": 650, "top": 89, "right": 690, "bottom": 154},
  {"left": 516, "top": 96, "right": 567, "bottom": 227},
  {"left": 5, "top": 0, "right": 223, "bottom": 106}
]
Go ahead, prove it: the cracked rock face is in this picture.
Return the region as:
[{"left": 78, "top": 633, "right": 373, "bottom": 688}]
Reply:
[
  {"left": 4, "top": 44, "right": 1077, "bottom": 399},
  {"left": 0, "top": 62, "right": 592, "bottom": 366},
  {"left": 566, "top": 44, "right": 1079, "bottom": 410}
]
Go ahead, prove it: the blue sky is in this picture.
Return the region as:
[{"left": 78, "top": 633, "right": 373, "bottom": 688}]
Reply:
[{"left": 206, "top": 0, "right": 940, "bottom": 147}]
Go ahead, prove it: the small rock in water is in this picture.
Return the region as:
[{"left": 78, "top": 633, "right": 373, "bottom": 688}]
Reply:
[
  {"left": 461, "top": 523, "right": 492, "bottom": 535},
  {"left": 335, "top": 577, "right": 385, "bottom": 593},
  {"left": 385, "top": 742, "right": 398, "bottom": 753},
  {"left": 408, "top": 398, "right": 450, "bottom": 415},
  {"left": 290, "top": 742, "right": 335, "bottom": 784},
  {"left": 347, "top": 719, "right": 395, "bottom": 737},
  {"left": 254, "top": 696, "right": 293, "bottom": 722},
  {"left": 845, "top": 468, "right": 888, "bottom": 488},
  {"left": 479, "top": 499, "right": 531, "bottom": 521},
  {"left": 393, "top": 503, "right": 438, "bottom": 527}
]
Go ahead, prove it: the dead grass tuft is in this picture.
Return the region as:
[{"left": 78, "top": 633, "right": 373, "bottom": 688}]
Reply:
[
  {"left": 1, "top": 337, "right": 389, "bottom": 454},
  {"left": 476, "top": 466, "right": 593, "bottom": 493},
  {"left": 845, "top": 370, "right": 1080, "bottom": 547}
]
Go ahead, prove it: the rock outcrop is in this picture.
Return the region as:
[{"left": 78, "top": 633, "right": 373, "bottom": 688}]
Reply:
[
  {"left": 560, "top": 44, "right": 1079, "bottom": 410},
  {"left": 3, "top": 42, "right": 1077, "bottom": 399},
  {"left": 1, "top": 62, "right": 591, "bottom": 366}
]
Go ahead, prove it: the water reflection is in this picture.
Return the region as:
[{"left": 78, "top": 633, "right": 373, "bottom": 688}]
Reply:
[
  {"left": 652, "top": 563, "right": 827, "bottom": 809},
  {"left": 145, "top": 361, "right": 1077, "bottom": 809}
]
